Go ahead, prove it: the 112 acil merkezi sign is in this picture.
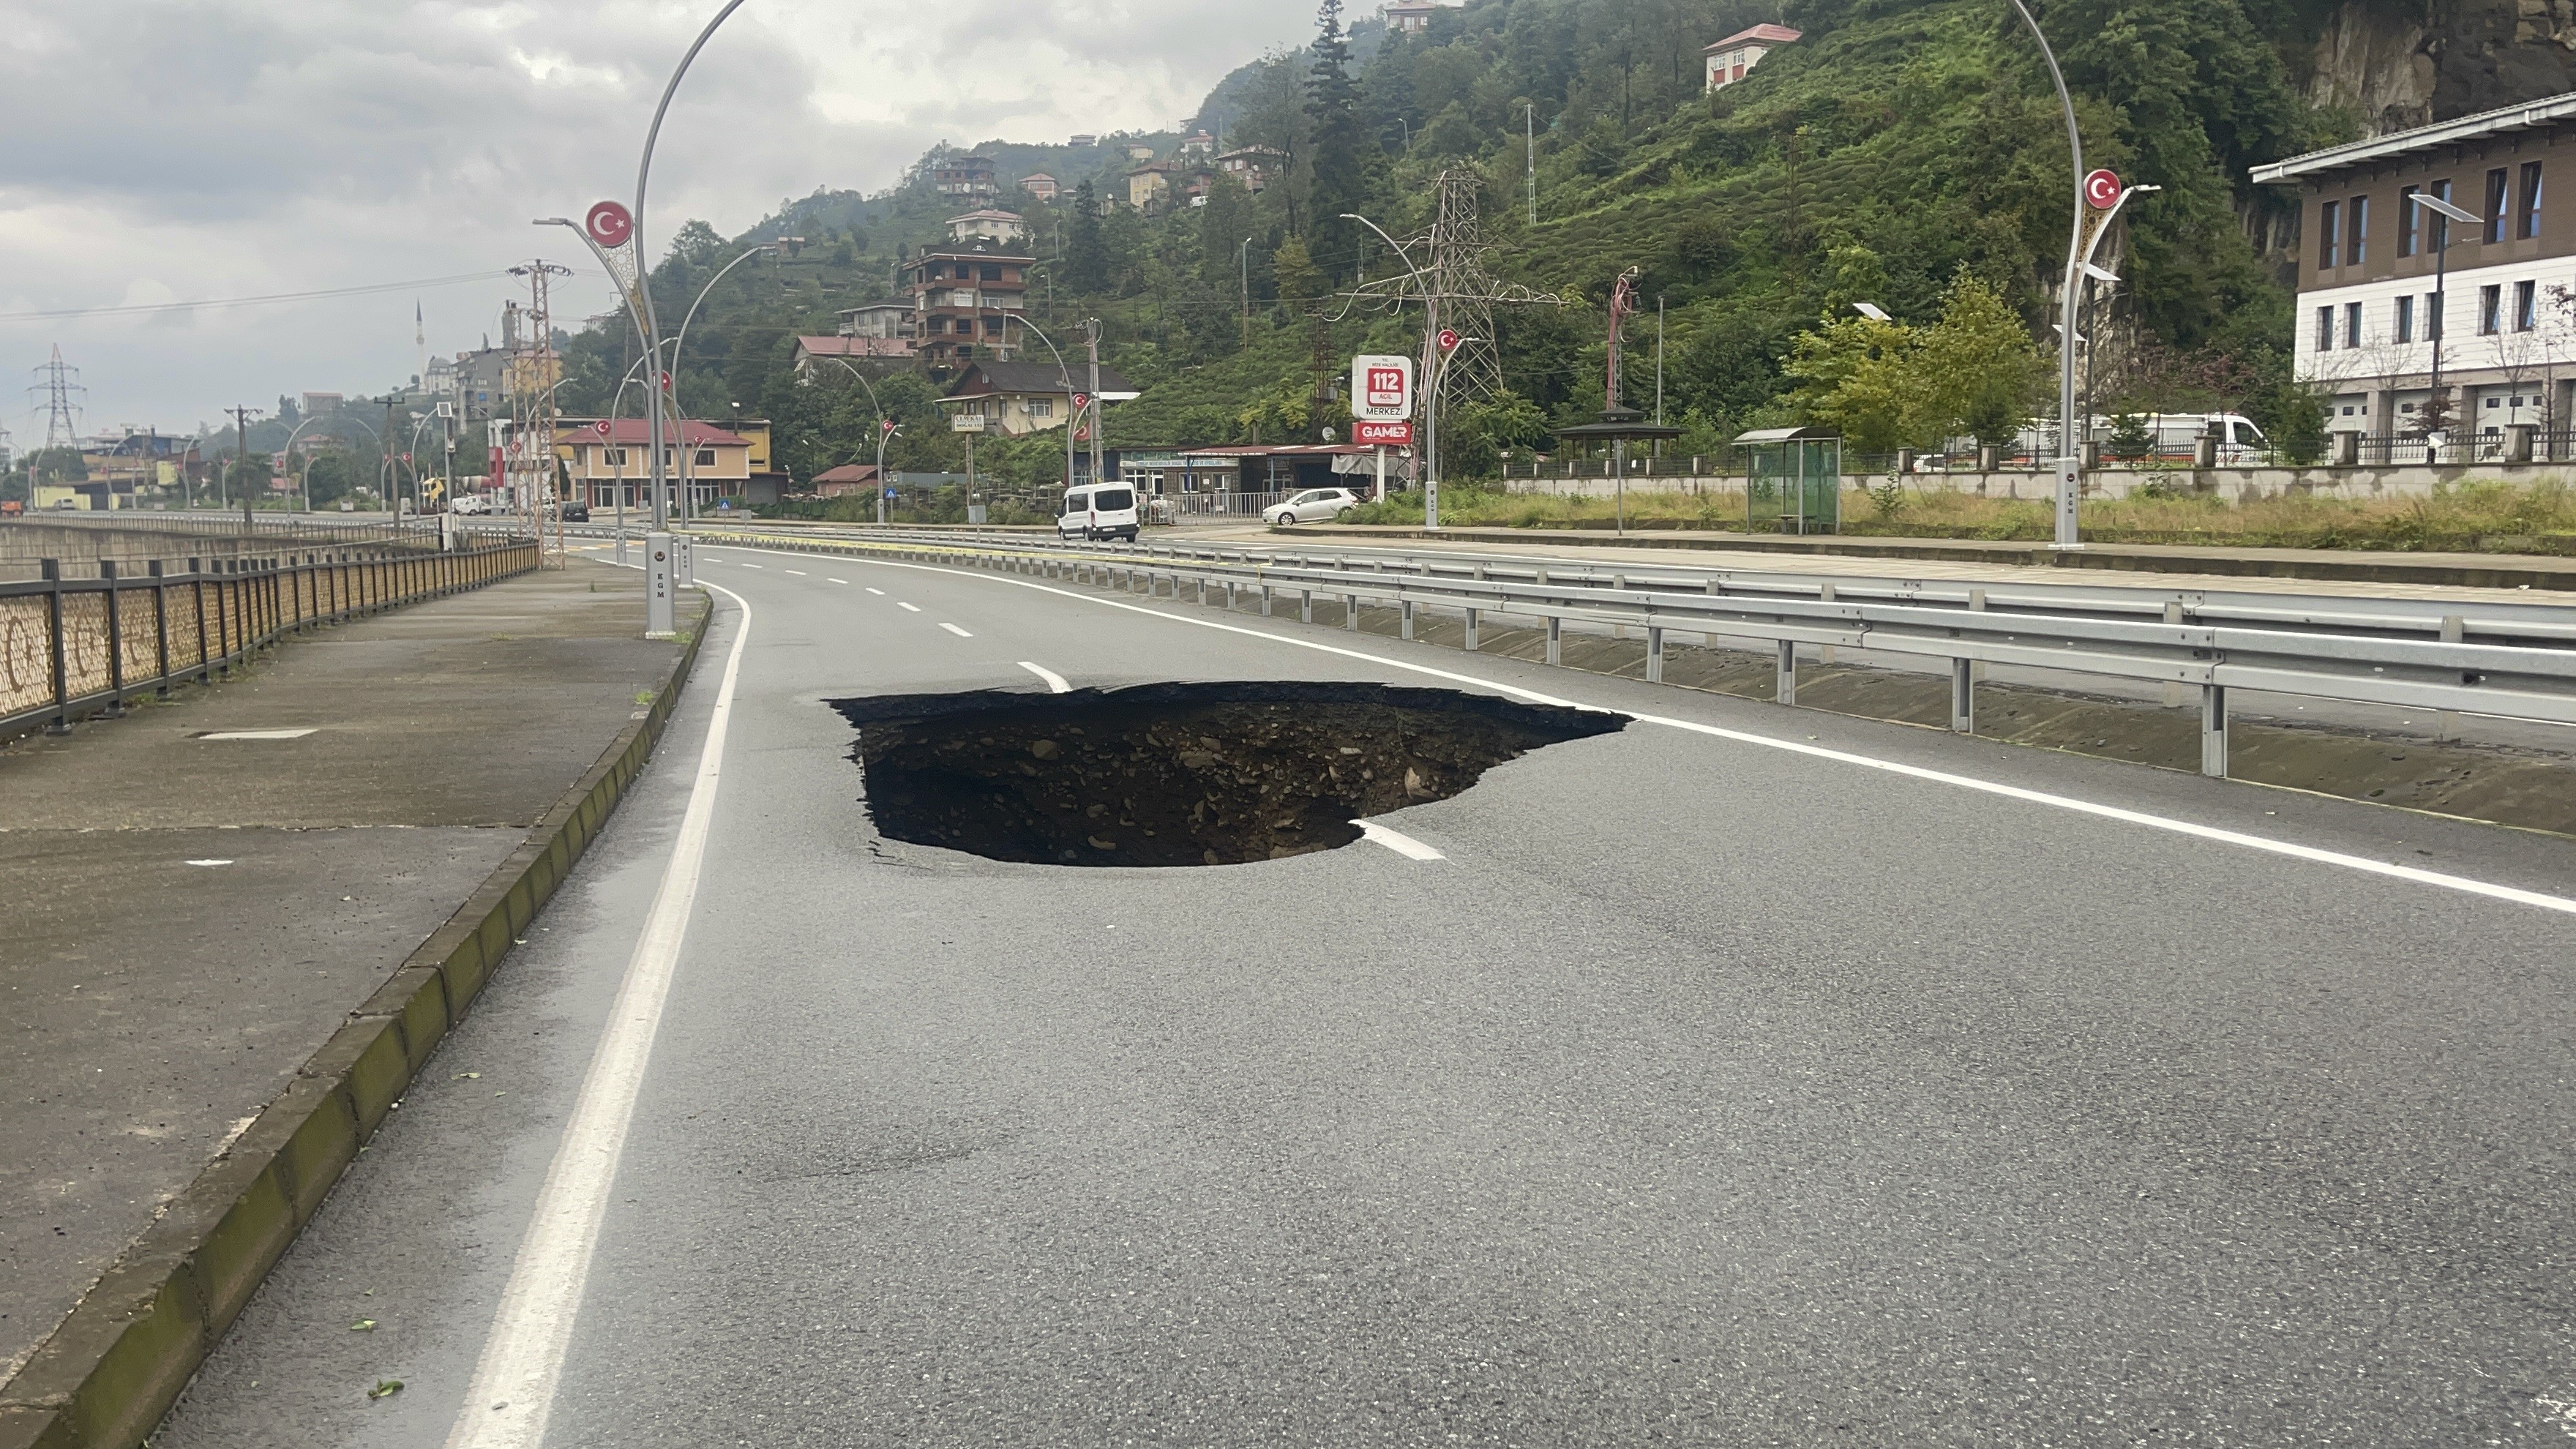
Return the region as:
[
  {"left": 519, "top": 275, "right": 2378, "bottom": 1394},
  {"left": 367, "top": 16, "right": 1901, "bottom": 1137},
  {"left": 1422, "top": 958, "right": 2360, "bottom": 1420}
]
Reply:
[{"left": 1351, "top": 353, "right": 1415, "bottom": 446}]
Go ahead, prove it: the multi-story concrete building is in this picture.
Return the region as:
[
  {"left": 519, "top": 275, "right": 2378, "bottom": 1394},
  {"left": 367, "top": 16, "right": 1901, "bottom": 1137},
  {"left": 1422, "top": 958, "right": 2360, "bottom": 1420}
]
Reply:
[
  {"left": 931, "top": 154, "right": 997, "bottom": 201},
  {"left": 1703, "top": 23, "right": 1799, "bottom": 91},
  {"left": 2255, "top": 94, "right": 2576, "bottom": 451},
  {"left": 902, "top": 239, "right": 1033, "bottom": 370},
  {"left": 1019, "top": 171, "right": 1060, "bottom": 202},
  {"left": 553, "top": 419, "right": 754, "bottom": 512},
  {"left": 947, "top": 208, "right": 1030, "bottom": 246},
  {"left": 1215, "top": 146, "right": 1286, "bottom": 194}
]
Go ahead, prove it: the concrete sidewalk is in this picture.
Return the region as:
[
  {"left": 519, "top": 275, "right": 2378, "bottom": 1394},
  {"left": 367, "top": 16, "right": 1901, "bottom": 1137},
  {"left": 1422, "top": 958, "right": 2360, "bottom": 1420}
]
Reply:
[{"left": 0, "top": 561, "right": 692, "bottom": 1388}]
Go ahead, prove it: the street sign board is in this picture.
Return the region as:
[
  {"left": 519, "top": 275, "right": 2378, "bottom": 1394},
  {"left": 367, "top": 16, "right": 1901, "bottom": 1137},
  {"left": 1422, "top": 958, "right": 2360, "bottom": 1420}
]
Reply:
[
  {"left": 1354, "top": 419, "right": 1414, "bottom": 446},
  {"left": 586, "top": 201, "right": 634, "bottom": 249},
  {"left": 951, "top": 413, "right": 986, "bottom": 433},
  {"left": 1351, "top": 354, "right": 1412, "bottom": 422},
  {"left": 2083, "top": 169, "right": 2123, "bottom": 209}
]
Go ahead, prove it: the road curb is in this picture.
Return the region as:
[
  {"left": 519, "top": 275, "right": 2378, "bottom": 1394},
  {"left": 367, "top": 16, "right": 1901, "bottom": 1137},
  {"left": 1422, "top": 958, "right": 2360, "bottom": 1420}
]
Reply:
[
  {"left": 1272, "top": 525, "right": 2576, "bottom": 591},
  {"left": 0, "top": 591, "right": 716, "bottom": 1449}
]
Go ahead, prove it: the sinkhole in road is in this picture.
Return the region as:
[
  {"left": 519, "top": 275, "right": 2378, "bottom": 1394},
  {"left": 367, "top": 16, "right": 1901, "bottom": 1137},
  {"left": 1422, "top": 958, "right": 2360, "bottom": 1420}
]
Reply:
[{"left": 828, "top": 681, "right": 1626, "bottom": 866}]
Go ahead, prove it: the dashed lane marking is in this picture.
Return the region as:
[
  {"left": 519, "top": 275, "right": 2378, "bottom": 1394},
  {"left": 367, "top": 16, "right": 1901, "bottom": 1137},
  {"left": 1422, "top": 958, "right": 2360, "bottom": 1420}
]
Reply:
[
  {"left": 897, "top": 602, "right": 921, "bottom": 613},
  {"left": 1018, "top": 662, "right": 1072, "bottom": 693},
  {"left": 1355, "top": 821, "right": 1445, "bottom": 861},
  {"left": 940, "top": 622, "right": 973, "bottom": 637}
]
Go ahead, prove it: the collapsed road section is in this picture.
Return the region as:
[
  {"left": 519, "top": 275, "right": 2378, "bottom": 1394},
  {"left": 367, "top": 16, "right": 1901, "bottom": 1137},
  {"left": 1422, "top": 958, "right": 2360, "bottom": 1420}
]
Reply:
[{"left": 831, "top": 680, "right": 1625, "bottom": 866}]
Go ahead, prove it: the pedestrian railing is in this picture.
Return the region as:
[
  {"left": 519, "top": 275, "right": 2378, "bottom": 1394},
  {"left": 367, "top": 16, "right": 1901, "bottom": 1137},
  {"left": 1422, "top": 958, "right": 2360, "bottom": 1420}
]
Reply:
[
  {"left": 18, "top": 511, "right": 449, "bottom": 548},
  {"left": 686, "top": 521, "right": 2576, "bottom": 781},
  {"left": 0, "top": 540, "right": 542, "bottom": 738}
]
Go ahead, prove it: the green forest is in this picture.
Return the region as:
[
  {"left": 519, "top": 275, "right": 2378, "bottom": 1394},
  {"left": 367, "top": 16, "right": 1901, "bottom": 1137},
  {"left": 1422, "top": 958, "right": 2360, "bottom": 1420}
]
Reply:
[{"left": 550, "top": 0, "right": 2360, "bottom": 488}]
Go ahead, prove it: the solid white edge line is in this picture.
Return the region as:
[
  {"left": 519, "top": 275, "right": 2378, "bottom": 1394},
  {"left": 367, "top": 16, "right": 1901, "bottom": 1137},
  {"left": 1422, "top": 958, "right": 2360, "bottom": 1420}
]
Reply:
[
  {"left": 1018, "top": 662, "right": 1073, "bottom": 693},
  {"left": 940, "top": 622, "right": 974, "bottom": 637},
  {"left": 694, "top": 542, "right": 2576, "bottom": 918},
  {"left": 1355, "top": 820, "right": 1445, "bottom": 861},
  {"left": 443, "top": 579, "right": 754, "bottom": 1449}
]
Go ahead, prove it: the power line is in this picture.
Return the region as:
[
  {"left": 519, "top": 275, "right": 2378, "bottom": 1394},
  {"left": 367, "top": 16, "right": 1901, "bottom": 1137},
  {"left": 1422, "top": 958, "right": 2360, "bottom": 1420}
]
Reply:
[{"left": 0, "top": 269, "right": 583, "bottom": 323}]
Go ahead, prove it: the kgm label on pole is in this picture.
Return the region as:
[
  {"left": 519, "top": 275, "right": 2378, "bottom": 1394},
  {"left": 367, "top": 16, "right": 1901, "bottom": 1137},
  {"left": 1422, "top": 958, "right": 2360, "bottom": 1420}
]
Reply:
[{"left": 1351, "top": 354, "right": 1412, "bottom": 421}]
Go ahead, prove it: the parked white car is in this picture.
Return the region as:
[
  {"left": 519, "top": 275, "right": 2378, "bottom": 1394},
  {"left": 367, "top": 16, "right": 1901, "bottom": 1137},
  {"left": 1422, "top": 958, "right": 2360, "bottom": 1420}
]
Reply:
[{"left": 1265, "top": 487, "right": 1360, "bottom": 526}]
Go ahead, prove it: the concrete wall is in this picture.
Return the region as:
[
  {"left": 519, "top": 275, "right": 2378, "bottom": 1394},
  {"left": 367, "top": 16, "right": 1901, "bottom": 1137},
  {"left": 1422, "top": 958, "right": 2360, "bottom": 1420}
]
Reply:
[{"left": 1500, "top": 461, "right": 2576, "bottom": 503}]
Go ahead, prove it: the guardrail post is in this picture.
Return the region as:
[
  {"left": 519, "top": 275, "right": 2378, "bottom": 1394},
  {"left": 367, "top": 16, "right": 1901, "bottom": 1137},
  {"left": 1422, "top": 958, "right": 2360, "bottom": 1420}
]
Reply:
[
  {"left": 2438, "top": 615, "right": 2465, "bottom": 740},
  {"left": 2201, "top": 684, "right": 2229, "bottom": 778},
  {"left": 1546, "top": 615, "right": 1562, "bottom": 664},
  {"left": 1950, "top": 658, "right": 1974, "bottom": 733},
  {"left": 1775, "top": 640, "right": 1799, "bottom": 705},
  {"left": 1400, "top": 599, "right": 1416, "bottom": 640},
  {"left": 1196, "top": 577, "right": 1208, "bottom": 607},
  {"left": 1463, "top": 607, "right": 1478, "bottom": 651},
  {"left": 1645, "top": 625, "right": 1664, "bottom": 682},
  {"left": 1344, "top": 594, "right": 1359, "bottom": 631},
  {"left": 1224, "top": 580, "right": 1237, "bottom": 611},
  {"left": 1259, "top": 585, "right": 1272, "bottom": 617},
  {"left": 1300, "top": 589, "right": 1314, "bottom": 624},
  {"left": 100, "top": 561, "right": 127, "bottom": 717},
  {"left": 1817, "top": 582, "right": 1838, "bottom": 664},
  {"left": 41, "top": 559, "right": 72, "bottom": 735}
]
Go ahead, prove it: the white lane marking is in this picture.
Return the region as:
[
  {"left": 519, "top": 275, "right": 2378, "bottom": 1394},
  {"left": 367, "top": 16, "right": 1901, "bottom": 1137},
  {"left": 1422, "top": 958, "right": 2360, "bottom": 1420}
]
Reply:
[
  {"left": 939, "top": 622, "right": 973, "bottom": 637},
  {"left": 828, "top": 577, "right": 848, "bottom": 584},
  {"left": 1355, "top": 820, "right": 1445, "bottom": 861},
  {"left": 865, "top": 587, "right": 884, "bottom": 596},
  {"left": 739, "top": 564, "right": 762, "bottom": 569},
  {"left": 444, "top": 579, "right": 755, "bottom": 1449},
  {"left": 696, "top": 542, "right": 2576, "bottom": 920},
  {"left": 195, "top": 728, "right": 316, "bottom": 741},
  {"left": 784, "top": 569, "right": 806, "bottom": 576},
  {"left": 897, "top": 602, "right": 921, "bottom": 613},
  {"left": 184, "top": 858, "right": 233, "bottom": 866},
  {"left": 1018, "top": 661, "right": 1072, "bottom": 693}
]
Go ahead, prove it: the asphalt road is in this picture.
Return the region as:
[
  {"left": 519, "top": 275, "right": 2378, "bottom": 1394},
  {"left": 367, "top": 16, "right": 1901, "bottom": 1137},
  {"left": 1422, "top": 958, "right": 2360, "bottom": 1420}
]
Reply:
[{"left": 155, "top": 542, "right": 2576, "bottom": 1446}]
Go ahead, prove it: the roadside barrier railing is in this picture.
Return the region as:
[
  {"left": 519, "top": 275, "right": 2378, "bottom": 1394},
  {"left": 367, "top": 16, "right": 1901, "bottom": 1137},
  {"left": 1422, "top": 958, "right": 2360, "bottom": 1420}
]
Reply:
[
  {"left": 17, "top": 510, "right": 449, "bottom": 549},
  {"left": 664, "top": 521, "right": 2576, "bottom": 779},
  {"left": 0, "top": 539, "right": 542, "bottom": 738}
]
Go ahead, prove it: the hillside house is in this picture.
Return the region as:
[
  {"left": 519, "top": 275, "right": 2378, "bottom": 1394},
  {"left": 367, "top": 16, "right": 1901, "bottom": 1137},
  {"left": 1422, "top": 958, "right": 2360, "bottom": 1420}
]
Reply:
[
  {"left": 555, "top": 419, "right": 752, "bottom": 512},
  {"left": 1704, "top": 23, "right": 1800, "bottom": 91},
  {"left": 1216, "top": 145, "right": 1286, "bottom": 193},
  {"left": 834, "top": 302, "right": 914, "bottom": 340},
  {"left": 1384, "top": 0, "right": 1464, "bottom": 34},
  {"left": 1019, "top": 171, "right": 1060, "bottom": 202},
  {"left": 941, "top": 359, "right": 1137, "bottom": 438},
  {"left": 931, "top": 154, "right": 997, "bottom": 200},
  {"left": 792, "top": 334, "right": 915, "bottom": 381},
  {"left": 903, "top": 240, "right": 1033, "bottom": 370},
  {"left": 947, "top": 208, "right": 1030, "bottom": 246}
]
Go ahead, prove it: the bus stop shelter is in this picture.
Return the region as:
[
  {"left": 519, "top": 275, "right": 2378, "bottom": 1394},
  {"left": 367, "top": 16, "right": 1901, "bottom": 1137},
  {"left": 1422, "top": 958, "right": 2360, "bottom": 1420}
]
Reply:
[{"left": 1734, "top": 426, "right": 1842, "bottom": 535}]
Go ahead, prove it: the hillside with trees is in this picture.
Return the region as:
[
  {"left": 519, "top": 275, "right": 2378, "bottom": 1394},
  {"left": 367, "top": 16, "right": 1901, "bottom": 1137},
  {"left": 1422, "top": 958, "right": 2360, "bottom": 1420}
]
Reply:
[{"left": 557, "top": 0, "right": 2437, "bottom": 487}]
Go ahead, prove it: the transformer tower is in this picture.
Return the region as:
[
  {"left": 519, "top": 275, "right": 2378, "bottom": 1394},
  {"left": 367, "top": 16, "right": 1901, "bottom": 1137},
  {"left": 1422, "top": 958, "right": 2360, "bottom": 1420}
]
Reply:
[
  {"left": 506, "top": 261, "right": 572, "bottom": 566},
  {"left": 1427, "top": 171, "right": 1503, "bottom": 405},
  {"left": 32, "top": 345, "right": 85, "bottom": 451}
]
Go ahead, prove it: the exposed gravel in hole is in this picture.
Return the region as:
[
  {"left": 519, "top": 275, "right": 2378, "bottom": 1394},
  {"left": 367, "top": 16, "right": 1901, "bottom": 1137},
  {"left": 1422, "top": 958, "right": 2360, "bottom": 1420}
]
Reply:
[{"left": 829, "top": 681, "right": 1624, "bottom": 866}]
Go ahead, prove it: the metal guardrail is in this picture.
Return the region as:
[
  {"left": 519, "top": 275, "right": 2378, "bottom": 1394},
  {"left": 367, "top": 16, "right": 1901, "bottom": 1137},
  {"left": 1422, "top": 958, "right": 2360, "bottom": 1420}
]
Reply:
[
  {"left": 676, "top": 521, "right": 2576, "bottom": 780},
  {"left": 15, "top": 510, "right": 452, "bottom": 548},
  {"left": 0, "top": 539, "right": 542, "bottom": 738}
]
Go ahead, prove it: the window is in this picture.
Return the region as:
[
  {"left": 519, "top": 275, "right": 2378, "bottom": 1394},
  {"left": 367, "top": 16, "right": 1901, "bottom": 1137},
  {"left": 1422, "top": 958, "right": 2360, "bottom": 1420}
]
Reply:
[
  {"left": 2517, "top": 279, "right": 2538, "bottom": 332},
  {"left": 2479, "top": 283, "right": 2503, "bottom": 335},
  {"left": 984, "top": 317, "right": 1008, "bottom": 334},
  {"left": 2348, "top": 195, "right": 2368, "bottom": 266},
  {"left": 2319, "top": 200, "right": 2340, "bottom": 268},
  {"left": 2396, "top": 294, "right": 2415, "bottom": 342},
  {"left": 2399, "top": 184, "right": 2420, "bottom": 256},
  {"left": 1027, "top": 397, "right": 1052, "bottom": 418},
  {"left": 694, "top": 449, "right": 716, "bottom": 467},
  {"left": 2430, "top": 179, "right": 2454, "bottom": 250},
  {"left": 2485, "top": 168, "right": 2509, "bottom": 244},
  {"left": 602, "top": 448, "right": 628, "bottom": 467},
  {"left": 2521, "top": 161, "right": 2545, "bottom": 239},
  {"left": 980, "top": 265, "right": 1003, "bottom": 282},
  {"left": 2345, "top": 300, "right": 2363, "bottom": 348},
  {"left": 2315, "top": 305, "right": 2333, "bottom": 350}
]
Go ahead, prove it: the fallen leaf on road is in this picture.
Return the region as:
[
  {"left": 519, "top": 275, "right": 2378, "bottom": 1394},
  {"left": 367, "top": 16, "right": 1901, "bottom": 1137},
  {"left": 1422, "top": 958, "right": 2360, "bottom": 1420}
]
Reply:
[
  {"left": 351, "top": 1319, "right": 376, "bottom": 1332},
  {"left": 368, "top": 1379, "right": 403, "bottom": 1400}
]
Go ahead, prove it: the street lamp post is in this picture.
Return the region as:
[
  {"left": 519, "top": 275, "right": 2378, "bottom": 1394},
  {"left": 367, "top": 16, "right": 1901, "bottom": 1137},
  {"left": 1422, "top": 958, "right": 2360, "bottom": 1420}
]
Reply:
[
  {"left": 2407, "top": 189, "right": 2482, "bottom": 452},
  {"left": 2003, "top": 0, "right": 2089, "bottom": 549},
  {"left": 668, "top": 242, "right": 776, "bottom": 520}
]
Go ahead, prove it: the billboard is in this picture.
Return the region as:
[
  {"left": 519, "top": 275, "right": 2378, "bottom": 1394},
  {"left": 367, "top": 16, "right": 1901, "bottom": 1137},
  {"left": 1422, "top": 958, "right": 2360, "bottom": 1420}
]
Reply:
[
  {"left": 1351, "top": 354, "right": 1412, "bottom": 422},
  {"left": 1353, "top": 419, "right": 1414, "bottom": 446}
]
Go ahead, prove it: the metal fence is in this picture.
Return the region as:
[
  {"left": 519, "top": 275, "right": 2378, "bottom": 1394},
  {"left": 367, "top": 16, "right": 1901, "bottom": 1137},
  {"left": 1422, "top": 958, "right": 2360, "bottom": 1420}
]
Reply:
[
  {"left": 1160, "top": 490, "right": 1295, "bottom": 522},
  {"left": 16, "top": 510, "right": 447, "bottom": 547},
  {"left": 689, "top": 522, "right": 2576, "bottom": 782},
  {"left": 0, "top": 539, "right": 541, "bottom": 738}
]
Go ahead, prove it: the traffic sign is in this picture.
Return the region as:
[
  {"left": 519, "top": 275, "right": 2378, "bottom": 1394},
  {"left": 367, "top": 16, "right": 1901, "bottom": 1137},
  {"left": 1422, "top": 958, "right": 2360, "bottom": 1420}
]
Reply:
[
  {"left": 1072, "top": 392, "right": 1090, "bottom": 411},
  {"left": 586, "top": 201, "right": 634, "bottom": 249},
  {"left": 1354, "top": 419, "right": 1414, "bottom": 446},
  {"left": 1437, "top": 329, "right": 1460, "bottom": 353},
  {"left": 2083, "top": 169, "right": 2123, "bottom": 209},
  {"left": 951, "top": 413, "right": 986, "bottom": 433},
  {"left": 1351, "top": 354, "right": 1412, "bottom": 422}
]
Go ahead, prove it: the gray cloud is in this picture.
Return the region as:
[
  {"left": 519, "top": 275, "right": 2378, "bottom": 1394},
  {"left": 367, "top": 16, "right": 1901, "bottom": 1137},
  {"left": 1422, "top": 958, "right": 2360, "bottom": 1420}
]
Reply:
[{"left": 0, "top": 0, "right": 1309, "bottom": 433}]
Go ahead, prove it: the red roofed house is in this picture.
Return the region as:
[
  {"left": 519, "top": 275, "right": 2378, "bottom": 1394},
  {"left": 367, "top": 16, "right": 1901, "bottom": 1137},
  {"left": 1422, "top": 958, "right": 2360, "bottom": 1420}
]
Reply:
[
  {"left": 792, "top": 334, "right": 916, "bottom": 381},
  {"left": 555, "top": 417, "right": 755, "bottom": 512},
  {"left": 1704, "top": 23, "right": 1799, "bottom": 91},
  {"left": 812, "top": 463, "right": 883, "bottom": 498}
]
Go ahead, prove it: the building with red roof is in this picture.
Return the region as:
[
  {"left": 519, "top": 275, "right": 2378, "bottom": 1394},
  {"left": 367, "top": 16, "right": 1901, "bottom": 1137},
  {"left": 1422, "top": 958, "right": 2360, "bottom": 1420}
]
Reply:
[{"left": 1704, "top": 23, "right": 1800, "bottom": 91}]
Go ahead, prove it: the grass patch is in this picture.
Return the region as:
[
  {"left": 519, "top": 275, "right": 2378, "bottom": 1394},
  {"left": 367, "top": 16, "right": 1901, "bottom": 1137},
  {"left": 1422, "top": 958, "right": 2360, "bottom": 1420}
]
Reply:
[{"left": 1332, "top": 479, "right": 2576, "bottom": 554}]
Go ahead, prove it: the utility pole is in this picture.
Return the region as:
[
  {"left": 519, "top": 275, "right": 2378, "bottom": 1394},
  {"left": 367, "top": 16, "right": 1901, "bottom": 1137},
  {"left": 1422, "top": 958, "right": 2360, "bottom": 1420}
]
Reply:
[
  {"left": 227, "top": 405, "right": 261, "bottom": 529},
  {"left": 1085, "top": 318, "right": 1104, "bottom": 490},
  {"left": 1239, "top": 235, "right": 1254, "bottom": 353},
  {"left": 1526, "top": 102, "right": 1538, "bottom": 227}
]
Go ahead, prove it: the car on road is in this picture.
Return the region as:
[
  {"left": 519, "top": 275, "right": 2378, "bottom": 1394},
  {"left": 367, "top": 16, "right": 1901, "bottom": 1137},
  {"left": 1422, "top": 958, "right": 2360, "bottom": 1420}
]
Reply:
[
  {"left": 449, "top": 495, "right": 487, "bottom": 515},
  {"left": 560, "top": 501, "right": 590, "bottom": 523},
  {"left": 1265, "top": 487, "right": 1360, "bottom": 526},
  {"left": 1058, "top": 484, "right": 1140, "bottom": 542}
]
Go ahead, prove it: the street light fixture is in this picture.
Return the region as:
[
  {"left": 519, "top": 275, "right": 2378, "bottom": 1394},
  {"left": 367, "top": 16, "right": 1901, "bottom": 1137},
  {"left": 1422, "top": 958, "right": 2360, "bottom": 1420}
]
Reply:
[
  {"left": 1851, "top": 302, "right": 1892, "bottom": 322},
  {"left": 2407, "top": 189, "right": 2482, "bottom": 446},
  {"left": 667, "top": 242, "right": 779, "bottom": 520},
  {"left": 2001, "top": 0, "right": 2089, "bottom": 549}
]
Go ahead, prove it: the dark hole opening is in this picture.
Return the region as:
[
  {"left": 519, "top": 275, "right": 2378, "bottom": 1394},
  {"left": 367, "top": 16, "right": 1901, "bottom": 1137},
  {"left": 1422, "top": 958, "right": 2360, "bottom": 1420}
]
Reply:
[{"left": 828, "top": 680, "right": 1626, "bottom": 866}]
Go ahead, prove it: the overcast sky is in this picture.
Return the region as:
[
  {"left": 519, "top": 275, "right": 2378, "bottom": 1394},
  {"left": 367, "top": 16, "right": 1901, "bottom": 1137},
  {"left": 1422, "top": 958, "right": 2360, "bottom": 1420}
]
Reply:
[{"left": 0, "top": 0, "right": 1310, "bottom": 445}]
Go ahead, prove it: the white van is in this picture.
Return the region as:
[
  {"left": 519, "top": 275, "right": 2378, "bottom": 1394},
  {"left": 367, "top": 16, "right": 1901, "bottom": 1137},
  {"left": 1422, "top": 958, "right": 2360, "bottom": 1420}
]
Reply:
[{"left": 1057, "top": 482, "right": 1140, "bottom": 542}]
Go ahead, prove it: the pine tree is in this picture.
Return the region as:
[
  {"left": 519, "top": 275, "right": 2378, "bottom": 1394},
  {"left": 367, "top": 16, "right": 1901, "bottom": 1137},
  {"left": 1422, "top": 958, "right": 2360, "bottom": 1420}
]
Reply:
[
  {"left": 1065, "top": 181, "right": 1109, "bottom": 295},
  {"left": 1304, "top": 0, "right": 1379, "bottom": 285}
]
